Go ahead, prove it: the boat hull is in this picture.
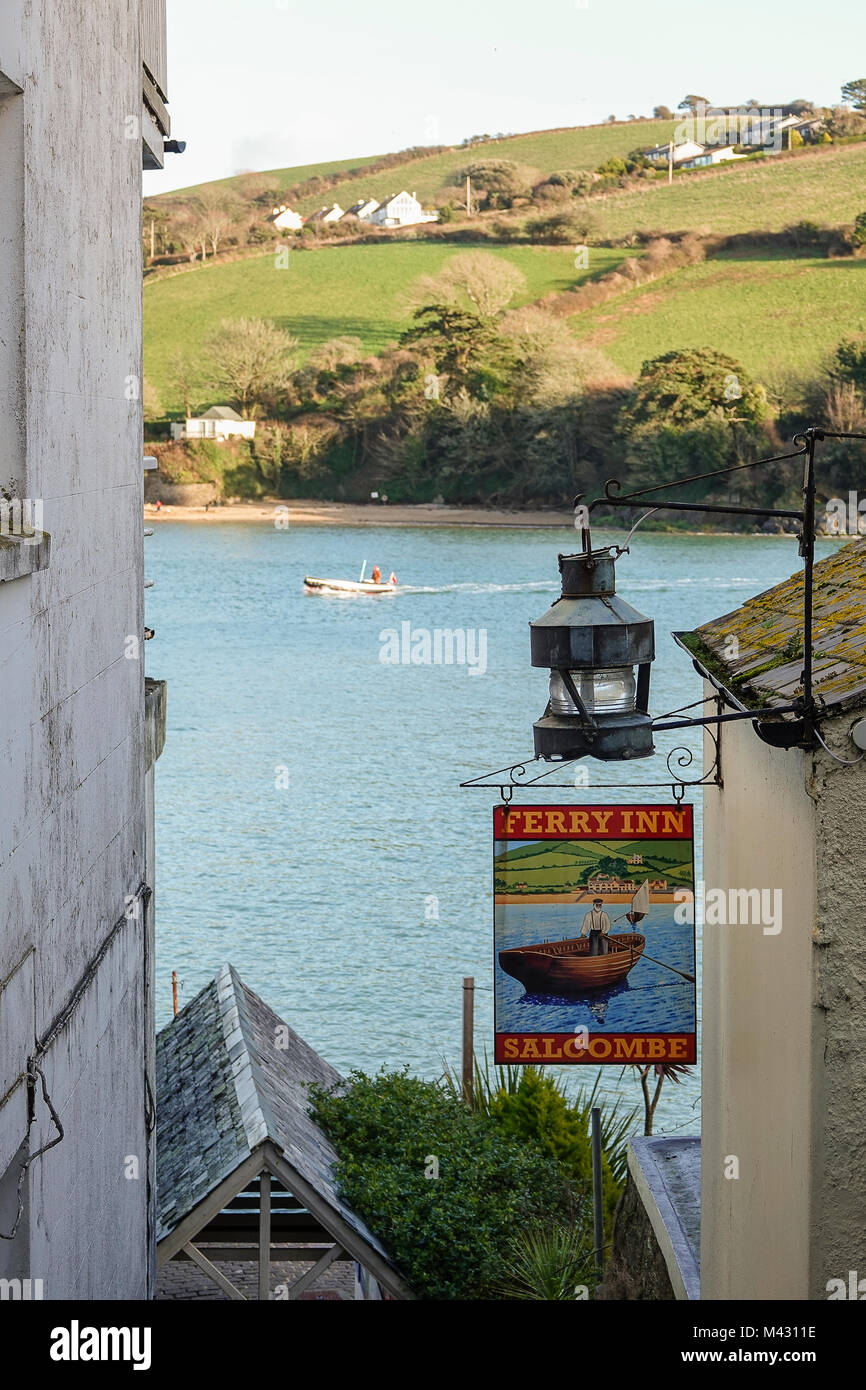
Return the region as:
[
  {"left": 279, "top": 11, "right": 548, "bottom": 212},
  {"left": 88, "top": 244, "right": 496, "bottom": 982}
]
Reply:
[
  {"left": 499, "top": 932, "right": 645, "bottom": 994},
  {"left": 303, "top": 576, "right": 396, "bottom": 595}
]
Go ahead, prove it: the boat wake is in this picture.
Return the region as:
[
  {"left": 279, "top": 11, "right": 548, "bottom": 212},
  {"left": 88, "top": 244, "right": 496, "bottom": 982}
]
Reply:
[{"left": 382, "top": 576, "right": 769, "bottom": 597}]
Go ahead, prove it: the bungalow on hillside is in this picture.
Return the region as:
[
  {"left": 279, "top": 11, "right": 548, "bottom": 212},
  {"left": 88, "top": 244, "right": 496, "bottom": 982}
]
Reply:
[
  {"left": 644, "top": 139, "right": 705, "bottom": 166},
  {"left": 307, "top": 203, "right": 345, "bottom": 224},
  {"left": 369, "top": 191, "right": 439, "bottom": 227},
  {"left": 171, "top": 406, "right": 256, "bottom": 442},
  {"left": 679, "top": 144, "right": 746, "bottom": 170},
  {"left": 268, "top": 204, "right": 304, "bottom": 231},
  {"left": 342, "top": 198, "right": 380, "bottom": 222}
]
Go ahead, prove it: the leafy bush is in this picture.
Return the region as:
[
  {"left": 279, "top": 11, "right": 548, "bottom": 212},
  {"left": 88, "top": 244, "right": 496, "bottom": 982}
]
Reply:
[
  {"left": 622, "top": 347, "right": 768, "bottom": 431},
  {"left": 831, "top": 335, "right": 866, "bottom": 391},
  {"left": 527, "top": 209, "right": 597, "bottom": 243},
  {"left": 308, "top": 1068, "right": 573, "bottom": 1299},
  {"left": 484, "top": 1069, "right": 621, "bottom": 1227}
]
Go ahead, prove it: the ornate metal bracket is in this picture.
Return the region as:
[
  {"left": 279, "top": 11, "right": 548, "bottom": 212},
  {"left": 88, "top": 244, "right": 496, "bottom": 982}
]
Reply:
[{"left": 460, "top": 699, "right": 722, "bottom": 802}]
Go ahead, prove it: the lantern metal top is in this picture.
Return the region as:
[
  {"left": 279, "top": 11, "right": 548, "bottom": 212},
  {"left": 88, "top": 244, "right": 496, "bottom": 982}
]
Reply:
[{"left": 529, "top": 547, "right": 655, "bottom": 671}]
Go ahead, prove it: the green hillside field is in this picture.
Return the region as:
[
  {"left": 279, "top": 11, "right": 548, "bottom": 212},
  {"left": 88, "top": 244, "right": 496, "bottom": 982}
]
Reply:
[
  {"left": 494, "top": 839, "right": 694, "bottom": 891},
  {"left": 144, "top": 130, "right": 866, "bottom": 424},
  {"left": 569, "top": 249, "right": 866, "bottom": 380},
  {"left": 158, "top": 119, "right": 680, "bottom": 213},
  {"left": 163, "top": 153, "right": 388, "bottom": 201},
  {"left": 144, "top": 242, "right": 626, "bottom": 414},
  {"left": 585, "top": 142, "right": 866, "bottom": 240}
]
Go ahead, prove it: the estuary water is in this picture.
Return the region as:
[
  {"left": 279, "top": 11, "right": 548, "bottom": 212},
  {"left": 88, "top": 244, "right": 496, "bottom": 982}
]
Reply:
[{"left": 146, "top": 520, "right": 836, "bottom": 1136}]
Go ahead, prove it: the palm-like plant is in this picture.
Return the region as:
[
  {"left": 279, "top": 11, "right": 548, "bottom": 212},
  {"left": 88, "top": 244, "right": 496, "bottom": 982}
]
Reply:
[{"left": 496, "top": 1219, "right": 596, "bottom": 1301}]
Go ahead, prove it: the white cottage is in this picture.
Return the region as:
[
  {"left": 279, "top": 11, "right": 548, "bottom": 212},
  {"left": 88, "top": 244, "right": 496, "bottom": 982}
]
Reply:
[
  {"left": 268, "top": 203, "right": 304, "bottom": 231},
  {"left": 369, "top": 191, "right": 439, "bottom": 227},
  {"left": 172, "top": 406, "right": 256, "bottom": 442}
]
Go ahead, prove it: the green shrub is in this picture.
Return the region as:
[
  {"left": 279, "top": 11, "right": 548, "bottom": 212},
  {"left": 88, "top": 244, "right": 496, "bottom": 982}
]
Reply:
[
  {"left": 484, "top": 1068, "right": 621, "bottom": 1228},
  {"left": 308, "top": 1068, "right": 573, "bottom": 1299}
]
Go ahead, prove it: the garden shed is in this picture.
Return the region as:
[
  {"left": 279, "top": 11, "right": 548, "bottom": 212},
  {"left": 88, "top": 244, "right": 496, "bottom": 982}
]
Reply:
[{"left": 156, "top": 963, "right": 411, "bottom": 1300}]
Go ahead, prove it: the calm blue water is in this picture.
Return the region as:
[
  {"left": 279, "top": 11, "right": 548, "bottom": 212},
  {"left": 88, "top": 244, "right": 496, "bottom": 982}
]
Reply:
[{"left": 145, "top": 521, "right": 836, "bottom": 1135}]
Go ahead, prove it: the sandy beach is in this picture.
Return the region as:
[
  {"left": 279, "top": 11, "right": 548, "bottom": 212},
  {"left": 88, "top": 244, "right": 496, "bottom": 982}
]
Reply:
[{"left": 144, "top": 498, "right": 578, "bottom": 529}]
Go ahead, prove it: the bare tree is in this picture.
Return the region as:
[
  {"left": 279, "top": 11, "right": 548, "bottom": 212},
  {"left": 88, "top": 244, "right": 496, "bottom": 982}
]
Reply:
[
  {"left": 408, "top": 251, "right": 526, "bottom": 320},
  {"left": 172, "top": 350, "right": 203, "bottom": 419},
  {"left": 205, "top": 317, "right": 299, "bottom": 417},
  {"left": 195, "top": 188, "right": 240, "bottom": 258}
]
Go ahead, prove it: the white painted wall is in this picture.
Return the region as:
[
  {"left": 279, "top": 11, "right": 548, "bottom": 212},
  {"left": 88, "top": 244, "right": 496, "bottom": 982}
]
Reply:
[
  {"left": 701, "top": 706, "right": 815, "bottom": 1298},
  {"left": 0, "top": 1, "right": 153, "bottom": 1297},
  {"left": 701, "top": 684, "right": 866, "bottom": 1299}
]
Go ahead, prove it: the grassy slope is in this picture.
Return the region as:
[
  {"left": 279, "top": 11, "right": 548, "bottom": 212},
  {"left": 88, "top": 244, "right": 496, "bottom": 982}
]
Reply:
[
  {"left": 282, "top": 121, "right": 680, "bottom": 215},
  {"left": 162, "top": 153, "right": 387, "bottom": 201},
  {"left": 145, "top": 131, "right": 866, "bottom": 417},
  {"left": 153, "top": 120, "right": 679, "bottom": 213},
  {"left": 569, "top": 250, "right": 866, "bottom": 381},
  {"left": 144, "top": 242, "right": 625, "bottom": 414},
  {"left": 585, "top": 142, "right": 866, "bottom": 239}
]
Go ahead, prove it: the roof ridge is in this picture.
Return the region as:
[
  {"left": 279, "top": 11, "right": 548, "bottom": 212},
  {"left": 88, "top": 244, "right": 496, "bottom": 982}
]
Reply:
[{"left": 215, "top": 962, "right": 276, "bottom": 1153}]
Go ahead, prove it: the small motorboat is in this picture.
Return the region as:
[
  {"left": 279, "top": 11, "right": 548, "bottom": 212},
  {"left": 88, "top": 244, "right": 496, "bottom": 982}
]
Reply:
[
  {"left": 303, "top": 561, "right": 399, "bottom": 596},
  {"left": 303, "top": 576, "right": 396, "bottom": 595},
  {"left": 498, "top": 932, "right": 645, "bottom": 994}
]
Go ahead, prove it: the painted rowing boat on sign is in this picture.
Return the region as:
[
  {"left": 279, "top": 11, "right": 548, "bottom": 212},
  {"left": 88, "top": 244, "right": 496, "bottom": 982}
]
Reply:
[{"left": 498, "top": 931, "right": 646, "bottom": 994}]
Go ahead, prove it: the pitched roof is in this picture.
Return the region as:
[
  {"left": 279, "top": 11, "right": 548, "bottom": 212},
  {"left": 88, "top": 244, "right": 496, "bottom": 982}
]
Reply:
[
  {"left": 343, "top": 198, "right": 379, "bottom": 216},
  {"left": 155, "top": 964, "right": 392, "bottom": 1268},
  {"left": 202, "top": 406, "right": 243, "bottom": 420},
  {"left": 677, "top": 538, "right": 866, "bottom": 712}
]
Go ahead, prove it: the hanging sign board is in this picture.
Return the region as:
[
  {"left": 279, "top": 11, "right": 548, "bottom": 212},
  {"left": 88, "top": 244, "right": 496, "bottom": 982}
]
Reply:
[{"left": 494, "top": 803, "right": 696, "bottom": 1065}]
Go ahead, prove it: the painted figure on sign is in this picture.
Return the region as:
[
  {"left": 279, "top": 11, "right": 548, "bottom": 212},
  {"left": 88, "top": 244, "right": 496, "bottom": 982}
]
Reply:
[{"left": 580, "top": 897, "right": 611, "bottom": 956}]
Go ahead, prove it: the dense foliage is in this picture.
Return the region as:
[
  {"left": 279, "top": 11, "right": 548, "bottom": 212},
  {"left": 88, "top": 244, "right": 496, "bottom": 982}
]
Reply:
[{"left": 308, "top": 1068, "right": 575, "bottom": 1299}]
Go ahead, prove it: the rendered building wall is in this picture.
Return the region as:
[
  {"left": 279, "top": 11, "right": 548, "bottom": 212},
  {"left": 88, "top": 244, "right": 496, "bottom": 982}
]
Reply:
[{"left": 0, "top": 1, "right": 151, "bottom": 1298}]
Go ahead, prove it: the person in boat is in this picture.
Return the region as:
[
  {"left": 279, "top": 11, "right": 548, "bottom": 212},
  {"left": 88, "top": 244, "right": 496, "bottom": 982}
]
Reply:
[
  {"left": 580, "top": 897, "right": 611, "bottom": 956},
  {"left": 371, "top": 564, "right": 381, "bottom": 584},
  {"left": 389, "top": 571, "right": 397, "bottom": 585}
]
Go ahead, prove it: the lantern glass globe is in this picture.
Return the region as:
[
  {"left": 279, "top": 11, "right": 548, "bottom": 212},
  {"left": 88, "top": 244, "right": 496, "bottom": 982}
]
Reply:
[{"left": 549, "top": 667, "right": 637, "bottom": 716}]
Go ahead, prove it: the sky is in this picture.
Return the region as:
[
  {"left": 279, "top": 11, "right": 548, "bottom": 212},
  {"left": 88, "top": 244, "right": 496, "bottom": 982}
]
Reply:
[{"left": 144, "top": 0, "right": 865, "bottom": 195}]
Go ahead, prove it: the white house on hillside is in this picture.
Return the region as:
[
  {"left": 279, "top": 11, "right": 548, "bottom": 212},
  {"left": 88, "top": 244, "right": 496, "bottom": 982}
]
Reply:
[
  {"left": 268, "top": 204, "right": 303, "bottom": 231},
  {"left": 679, "top": 144, "right": 746, "bottom": 169},
  {"left": 307, "top": 203, "right": 345, "bottom": 224},
  {"left": 370, "top": 191, "right": 439, "bottom": 227},
  {"left": 342, "top": 197, "right": 380, "bottom": 222},
  {"left": 172, "top": 406, "right": 256, "bottom": 442},
  {"left": 644, "top": 140, "right": 706, "bottom": 165}
]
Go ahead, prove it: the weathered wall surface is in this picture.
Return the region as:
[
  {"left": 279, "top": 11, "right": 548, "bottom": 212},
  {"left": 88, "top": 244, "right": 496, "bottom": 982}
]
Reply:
[
  {"left": 600, "top": 1173, "right": 676, "bottom": 1301},
  {"left": 808, "top": 721, "right": 866, "bottom": 1298},
  {"left": 0, "top": 1, "right": 150, "bottom": 1296},
  {"left": 701, "top": 699, "right": 816, "bottom": 1299}
]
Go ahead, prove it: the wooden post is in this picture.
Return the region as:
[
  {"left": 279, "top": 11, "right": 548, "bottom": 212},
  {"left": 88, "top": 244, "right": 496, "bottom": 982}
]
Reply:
[
  {"left": 462, "top": 977, "right": 474, "bottom": 1105},
  {"left": 465, "top": 174, "right": 471, "bottom": 218},
  {"left": 258, "top": 1171, "right": 271, "bottom": 1301},
  {"left": 668, "top": 141, "right": 673, "bottom": 184},
  {"left": 150, "top": 217, "right": 155, "bottom": 261},
  {"left": 172, "top": 970, "right": 178, "bottom": 1017},
  {"left": 591, "top": 1106, "right": 604, "bottom": 1278}
]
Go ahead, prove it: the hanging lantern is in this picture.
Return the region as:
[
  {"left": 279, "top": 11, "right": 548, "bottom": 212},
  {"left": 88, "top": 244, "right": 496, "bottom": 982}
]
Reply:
[{"left": 530, "top": 547, "right": 655, "bottom": 761}]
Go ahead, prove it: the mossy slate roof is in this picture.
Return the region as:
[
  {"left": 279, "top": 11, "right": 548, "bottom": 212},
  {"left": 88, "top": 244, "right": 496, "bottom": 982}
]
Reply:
[
  {"left": 683, "top": 537, "right": 866, "bottom": 711},
  {"left": 155, "top": 962, "right": 389, "bottom": 1260}
]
